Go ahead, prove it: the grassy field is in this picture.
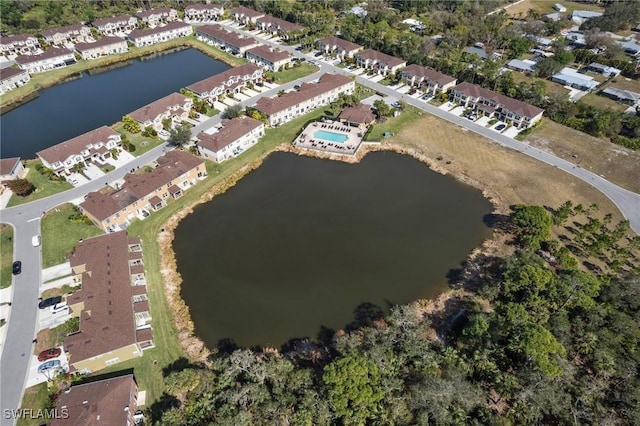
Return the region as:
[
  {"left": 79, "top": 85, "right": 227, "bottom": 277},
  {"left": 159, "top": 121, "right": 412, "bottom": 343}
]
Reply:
[
  {"left": 502, "top": 0, "right": 604, "bottom": 17},
  {"left": 272, "top": 63, "right": 320, "bottom": 84},
  {"left": 606, "top": 76, "right": 640, "bottom": 93},
  {"left": 510, "top": 71, "right": 570, "bottom": 97},
  {"left": 365, "top": 108, "right": 423, "bottom": 141},
  {"left": 112, "top": 123, "right": 164, "bottom": 157},
  {"left": 40, "top": 204, "right": 103, "bottom": 268},
  {"left": 7, "top": 160, "right": 73, "bottom": 207},
  {"left": 581, "top": 93, "right": 629, "bottom": 112},
  {"left": 16, "top": 383, "right": 49, "bottom": 426},
  {"left": 0, "top": 225, "right": 14, "bottom": 289},
  {"left": 525, "top": 119, "right": 640, "bottom": 193}
]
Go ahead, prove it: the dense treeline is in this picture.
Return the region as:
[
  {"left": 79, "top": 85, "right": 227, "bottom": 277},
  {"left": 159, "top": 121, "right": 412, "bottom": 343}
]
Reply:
[{"left": 149, "top": 203, "right": 640, "bottom": 424}]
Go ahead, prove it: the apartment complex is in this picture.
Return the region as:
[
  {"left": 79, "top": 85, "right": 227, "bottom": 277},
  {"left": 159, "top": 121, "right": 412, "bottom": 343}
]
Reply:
[
  {"left": 75, "top": 36, "right": 128, "bottom": 60},
  {"left": 197, "top": 116, "right": 264, "bottom": 162},
  {"left": 64, "top": 232, "right": 153, "bottom": 373},
  {"left": 255, "top": 73, "right": 355, "bottom": 127},
  {"left": 15, "top": 47, "right": 76, "bottom": 73},
  {"left": 256, "top": 16, "right": 304, "bottom": 39},
  {"left": 36, "top": 126, "right": 121, "bottom": 176},
  {"left": 184, "top": 3, "right": 224, "bottom": 22},
  {"left": 41, "top": 24, "right": 91, "bottom": 46},
  {"left": 0, "top": 34, "right": 41, "bottom": 55},
  {"left": 231, "top": 6, "right": 265, "bottom": 25},
  {"left": 185, "top": 63, "right": 263, "bottom": 103},
  {"left": 355, "top": 49, "right": 407, "bottom": 75},
  {"left": 135, "top": 7, "right": 178, "bottom": 27},
  {"left": 317, "top": 37, "right": 362, "bottom": 59},
  {"left": 450, "top": 82, "right": 544, "bottom": 129},
  {"left": 195, "top": 24, "right": 258, "bottom": 55},
  {"left": 245, "top": 45, "right": 291, "bottom": 71},
  {"left": 91, "top": 14, "right": 138, "bottom": 35},
  {"left": 399, "top": 64, "right": 457, "bottom": 95},
  {"left": 0, "top": 67, "right": 30, "bottom": 94},
  {"left": 79, "top": 151, "right": 206, "bottom": 231},
  {"left": 127, "top": 21, "right": 192, "bottom": 48},
  {"left": 128, "top": 92, "right": 192, "bottom": 132}
]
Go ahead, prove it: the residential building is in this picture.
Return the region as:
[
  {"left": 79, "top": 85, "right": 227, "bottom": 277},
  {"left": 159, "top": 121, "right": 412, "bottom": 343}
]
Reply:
[
  {"left": 75, "top": 36, "right": 128, "bottom": 60},
  {"left": 551, "top": 67, "right": 599, "bottom": 91},
  {"left": 127, "top": 21, "right": 192, "bottom": 48},
  {"left": 0, "top": 34, "right": 41, "bottom": 56},
  {"left": 184, "top": 3, "right": 224, "bottom": 22},
  {"left": 36, "top": 126, "right": 121, "bottom": 176},
  {"left": 399, "top": 64, "right": 457, "bottom": 94},
  {"left": 348, "top": 5, "right": 368, "bottom": 17},
  {"left": 588, "top": 62, "right": 621, "bottom": 77},
  {"left": 195, "top": 24, "right": 258, "bottom": 55},
  {"left": 617, "top": 40, "right": 640, "bottom": 57},
  {"left": 571, "top": 10, "right": 603, "bottom": 25},
  {"left": 450, "top": 82, "right": 544, "bottom": 129},
  {"left": 338, "top": 104, "right": 375, "bottom": 128},
  {"left": 0, "top": 67, "right": 30, "bottom": 94},
  {"left": 255, "top": 73, "right": 355, "bottom": 127},
  {"left": 135, "top": 7, "right": 178, "bottom": 27},
  {"left": 51, "top": 375, "right": 143, "bottom": 426},
  {"left": 79, "top": 151, "right": 206, "bottom": 231},
  {"left": 464, "top": 46, "right": 502, "bottom": 60},
  {"left": 63, "top": 232, "right": 153, "bottom": 373},
  {"left": 185, "top": 63, "right": 262, "bottom": 103},
  {"left": 554, "top": 3, "right": 567, "bottom": 12},
  {"left": 255, "top": 16, "right": 304, "bottom": 39},
  {"left": 505, "top": 59, "right": 537, "bottom": 75},
  {"left": 602, "top": 87, "right": 640, "bottom": 104},
  {"left": 355, "top": 49, "right": 406, "bottom": 75},
  {"left": 0, "top": 157, "right": 25, "bottom": 181},
  {"left": 231, "top": 6, "right": 265, "bottom": 25},
  {"left": 527, "top": 35, "right": 555, "bottom": 51},
  {"left": 401, "top": 18, "right": 426, "bottom": 33},
  {"left": 41, "top": 24, "right": 91, "bottom": 46},
  {"left": 197, "top": 116, "right": 264, "bottom": 162},
  {"left": 92, "top": 14, "right": 138, "bottom": 35},
  {"left": 15, "top": 47, "right": 76, "bottom": 74},
  {"left": 128, "top": 92, "right": 192, "bottom": 132},
  {"left": 544, "top": 12, "right": 562, "bottom": 22},
  {"left": 246, "top": 45, "right": 291, "bottom": 71},
  {"left": 317, "top": 37, "right": 362, "bottom": 59}
]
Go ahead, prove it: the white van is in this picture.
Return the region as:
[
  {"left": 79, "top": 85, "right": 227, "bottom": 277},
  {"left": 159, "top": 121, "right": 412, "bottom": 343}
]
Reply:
[{"left": 32, "top": 235, "right": 41, "bottom": 247}]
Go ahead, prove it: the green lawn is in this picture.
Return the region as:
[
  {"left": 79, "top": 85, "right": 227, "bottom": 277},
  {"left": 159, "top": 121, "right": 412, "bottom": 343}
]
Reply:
[
  {"left": 272, "top": 63, "right": 320, "bottom": 84},
  {"left": 581, "top": 93, "right": 629, "bottom": 112},
  {"left": 355, "top": 83, "right": 376, "bottom": 101},
  {"left": 16, "top": 383, "right": 50, "bottom": 426},
  {"left": 365, "top": 107, "right": 423, "bottom": 141},
  {"left": 41, "top": 204, "right": 103, "bottom": 268},
  {"left": 113, "top": 123, "right": 164, "bottom": 157},
  {"left": 0, "top": 225, "right": 14, "bottom": 289},
  {"left": 7, "top": 160, "right": 73, "bottom": 207}
]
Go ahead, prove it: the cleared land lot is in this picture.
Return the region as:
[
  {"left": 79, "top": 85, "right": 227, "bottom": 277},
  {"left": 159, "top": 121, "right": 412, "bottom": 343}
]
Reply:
[
  {"left": 502, "top": 0, "right": 604, "bottom": 17},
  {"left": 580, "top": 92, "right": 629, "bottom": 112}
]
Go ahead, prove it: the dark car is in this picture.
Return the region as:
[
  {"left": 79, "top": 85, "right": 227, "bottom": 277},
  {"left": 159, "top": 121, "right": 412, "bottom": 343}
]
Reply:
[
  {"left": 12, "top": 261, "right": 21, "bottom": 275},
  {"left": 314, "top": 52, "right": 323, "bottom": 57},
  {"left": 37, "top": 348, "right": 61, "bottom": 362},
  {"left": 38, "top": 296, "right": 62, "bottom": 310},
  {"left": 495, "top": 124, "right": 506, "bottom": 131}
]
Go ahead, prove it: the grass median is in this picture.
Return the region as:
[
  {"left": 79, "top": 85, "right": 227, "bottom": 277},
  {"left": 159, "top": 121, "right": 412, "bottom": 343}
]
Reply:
[{"left": 0, "top": 225, "right": 14, "bottom": 289}]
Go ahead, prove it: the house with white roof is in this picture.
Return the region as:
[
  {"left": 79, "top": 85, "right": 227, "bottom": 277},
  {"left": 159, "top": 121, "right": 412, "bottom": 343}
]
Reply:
[
  {"left": 571, "top": 10, "right": 603, "bottom": 25},
  {"left": 602, "top": 87, "right": 640, "bottom": 105},
  {"left": 588, "top": 63, "right": 621, "bottom": 77},
  {"left": 402, "top": 18, "right": 426, "bottom": 33},
  {"left": 506, "top": 59, "right": 537, "bottom": 75},
  {"left": 197, "top": 116, "right": 264, "bottom": 162},
  {"left": 554, "top": 3, "right": 567, "bottom": 12},
  {"left": 551, "top": 67, "right": 599, "bottom": 91},
  {"left": 617, "top": 40, "right": 640, "bottom": 57}
]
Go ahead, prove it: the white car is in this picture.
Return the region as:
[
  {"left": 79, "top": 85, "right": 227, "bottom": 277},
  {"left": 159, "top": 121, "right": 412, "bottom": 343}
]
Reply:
[
  {"left": 50, "top": 303, "right": 68, "bottom": 314},
  {"left": 32, "top": 235, "right": 41, "bottom": 247}
]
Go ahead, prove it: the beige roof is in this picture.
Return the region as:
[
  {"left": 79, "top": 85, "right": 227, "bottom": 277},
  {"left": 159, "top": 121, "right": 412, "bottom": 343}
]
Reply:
[
  {"left": 338, "top": 103, "right": 375, "bottom": 124},
  {"left": 231, "top": 6, "right": 265, "bottom": 19},
  {"left": 318, "top": 36, "right": 362, "bottom": 52},
  {"left": 51, "top": 375, "right": 137, "bottom": 426},
  {"left": 64, "top": 232, "right": 148, "bottom": 366},
  {"left": 15, "top": 47, "right": 73, "bottom": 65},
  {"left": 128, "top": 21, "right": 190, "bottom": 40},
  {"left": 246, "top": 45, "right": 290, "bottom": 62},
  {"left": 400, "top": 64, "right": 457, "bottom": 86},
  {"left": 255, "top": 73, "right": 353, "bottom": 116},
  {"left": 37, "top": 126, "right": 119, "bottom": 165},
  {"left": 92, "top": 14, "right": 135, "bottom": 27},
  {"left": 196, "top": 24, "right": 257, "bottom": 48},
  {"left": 41, "top": 24, "right": 88, "bottom": 37},
  {"left": 0, "top": 158, "right": 21, "bottom": 176},
  {"left": 80, "top": 151, "right": 204, "bottom": 221},
  {"left": 186, "top": 63, "right": 261, "bottom": 95},
  {"left": 356, "top": 49, "right": 407, "bottom": 67},
  {"left": 128, "top": 92, "right": 189, "bottom": 123},
  {"left": 75, "top": 36, "right": 125, "bottom": 52},
  {"left": 197, "top": 116, "right": 263, "bottom": 153},
  {"left": 452, "top": 81, "right": 544, "bottom": 118},
  {"left": 256, "top": 16, "right": 304, "bottom": 32}
]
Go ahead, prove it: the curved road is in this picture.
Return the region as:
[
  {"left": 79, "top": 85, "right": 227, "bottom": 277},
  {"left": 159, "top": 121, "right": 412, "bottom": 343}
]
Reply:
[{"left": 1, "top": 22, "right": 639, "bottom": 423}]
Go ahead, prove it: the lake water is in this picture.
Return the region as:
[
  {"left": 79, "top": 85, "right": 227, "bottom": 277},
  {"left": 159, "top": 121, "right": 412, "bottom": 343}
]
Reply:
[
  {"left": 174, "top": 152, "right": 493, "bottom": 348},
  {"left": 0, "top": 48, "right": 230, "bottom": 159}
]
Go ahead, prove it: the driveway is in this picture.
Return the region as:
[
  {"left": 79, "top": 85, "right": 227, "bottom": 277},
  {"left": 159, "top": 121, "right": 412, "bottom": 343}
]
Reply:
[
  {"left": 25, "top": 348, "right": 69, "bottom": 389},
  {"left": 106, "top": 150, "right": 136, "bottom": 168},
  {"left": 83, "top": 163, "right": 105, "bottom": 180},
  {"left": 476, "top": 116, "right": 491, "bottom": 127},
  {"left": 503, "top": 126, "right": 520, "bottom": 138}
]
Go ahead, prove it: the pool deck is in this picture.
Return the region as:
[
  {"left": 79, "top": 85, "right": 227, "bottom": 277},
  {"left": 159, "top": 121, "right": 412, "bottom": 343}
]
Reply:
[{"left": 293, "top": 120, "right": 365, "bottom": 156}]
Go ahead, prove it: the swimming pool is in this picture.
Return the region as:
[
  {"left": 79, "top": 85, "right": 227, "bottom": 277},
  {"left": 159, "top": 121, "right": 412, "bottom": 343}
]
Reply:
[{"left": 313, "top": 130, "right": 348, "bottom": 143}]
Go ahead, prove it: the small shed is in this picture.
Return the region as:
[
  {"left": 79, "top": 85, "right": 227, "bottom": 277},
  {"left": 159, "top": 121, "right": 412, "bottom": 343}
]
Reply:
[{"left": 338, "top": 104, "right": 376, "bottom": 129}]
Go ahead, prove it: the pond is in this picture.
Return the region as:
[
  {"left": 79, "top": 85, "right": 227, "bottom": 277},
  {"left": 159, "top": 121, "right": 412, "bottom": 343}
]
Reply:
[
  {"left": 174, "top": 151, "right": 493, "bottom": 348},
  {"left": 0, "top": 48, "right": 230, "bottom": 160}
]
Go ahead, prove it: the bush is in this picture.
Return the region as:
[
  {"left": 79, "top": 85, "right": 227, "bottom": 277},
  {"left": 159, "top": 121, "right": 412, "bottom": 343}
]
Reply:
[
  {"left": 5, "top": 178, "right": 35, "bottom": 196},
  {"left": 611, "top": 134, "right": 640, "bottom": 150}
]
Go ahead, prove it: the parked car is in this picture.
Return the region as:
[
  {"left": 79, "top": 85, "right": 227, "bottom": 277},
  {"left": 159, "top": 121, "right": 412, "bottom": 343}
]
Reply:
[
  {"left": 50, "top": 303, "right": 68, "bottom": 314},
  {"left": 495, "top": 124, "right": 506, "bottom": 131},
  {"left": 12, "top": 261, "right": 21, "bottom": 275},
  {"left": 32, "top": 235, "right": 41, "bottom": 247},
  {"left": 38, "top": 296, "right": 62, "bottom": 310},
  {"left": 37, "top": 359, "right": 61, "bottom": 374},
  {"left": 37, "top": 348, "right": 61, "bottom": 362},
  {"left": 392, "top": 101, "right": 401, "bottom": 108},
  {"left": 467, "top": 114, "right": 478, "bottom": 121},
  {"left": 293, "top": 84, "right": 301, "bottom": 90},
  {"left": 314, "top": 52, "right": 323, "bottom": 57}
]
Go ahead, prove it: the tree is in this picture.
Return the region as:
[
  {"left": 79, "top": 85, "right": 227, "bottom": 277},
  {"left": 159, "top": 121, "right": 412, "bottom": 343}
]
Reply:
[
  {"left": 223, "top": 103, "right": 243, "bottom": 119},
  {"left": 122, "top": 115, "right": 140, "bottom": 133},
  {"left": 373, "top": 99, "right": 392, "bottom": 118},
  {"left": 162, "top": 118, "right": 173, "bottom": 131},
  {"left": 5, "top": 178, "right": 35, "bottom": 196},
  {"left": 323, "top": 354, "right": 383, "bottom": 425},
  {"left": 511, "top": 205, "right": 552, "bottom": 250},
  {"left": 168, "top": 124, "right": 192, "bottom": 146}
]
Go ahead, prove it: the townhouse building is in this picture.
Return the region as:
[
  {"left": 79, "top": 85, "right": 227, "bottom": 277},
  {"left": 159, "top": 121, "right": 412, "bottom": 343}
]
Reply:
[
  {"left": 0, "top": 157, "right": 25, "bottom": 181},
  {"left": 316, "top": 36, "right": 362, "bottom": 59},
  {"left": 79, "top": 151, "right": 206, "bottom": 231},
  {"left": 255, "top": 73, "right": 355, "bottom": 127},
  {"left": 184, "top": 3, "right": 224, "bottom": 22},
  {"left": 197, "top": 116, "right": 264, "bottom": 162},
  {"left": 51, "top": 375, "right": 143, "bottom": 426},
  {"left": 0, "top": 67, "right": 30, "bottom": 94},
  {"left": 75, "top": 36, "right": 128, "bottom": 60},
  {"left": 63, "top": 232, "right": 154, "bottom": 373},
  {"left": 92, "top": 14, "right": 138, "bottom": 35},
  {"left": 40, "top": 24, "right": 91, "bottom": 46},
  {"left": 127, "top": 21, "right": 192, "bottom": 48},
  {"left": 185, "top": 63, "right": 262, "bottom": 103},
  {"left": 355, "top": 49, "right": 407, "bottom": 75},
  {"left": 245, "top": 45, "right": 291, "bottom": 71},
  {"left": 135, "top": 7, "right": 178, "bottom": 27},
  {"left": 450, "top": 82, "right": 544, "bottom": 129},
  {"left": 15, "top": 47, "right": 76, "bottom": 74},
  {"left": 399, "top": 64, "right": 457, "bottom": 95},
  {"left": 255, "top": 15, "right": 304, "bottom": 40},
  {"left": 231, "top": 6, "right": 265, "bottom": 25},
  {"left": 36, "top": 126, "right": 121, "bottom": 176},
  {"left": 128, "top": 92, "right": 192, "bottom": 132},
  {"left": 0, "top": 34, "right": 41, "bottom": 56},
  {"left": 195, "top": 24, "right": 258, "bottom": 55}
]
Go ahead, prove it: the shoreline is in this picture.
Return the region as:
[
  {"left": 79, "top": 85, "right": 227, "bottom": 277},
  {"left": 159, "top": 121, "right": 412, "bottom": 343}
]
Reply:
[{"left": 157, "top": 143, "right": 503, "bottom": 363}]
